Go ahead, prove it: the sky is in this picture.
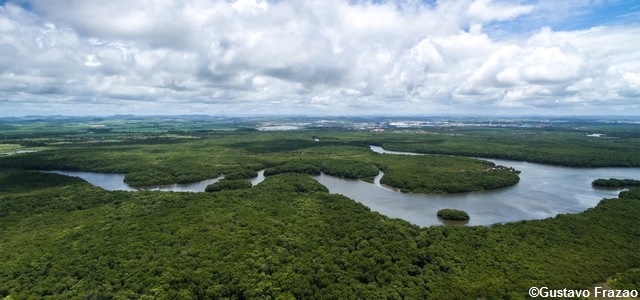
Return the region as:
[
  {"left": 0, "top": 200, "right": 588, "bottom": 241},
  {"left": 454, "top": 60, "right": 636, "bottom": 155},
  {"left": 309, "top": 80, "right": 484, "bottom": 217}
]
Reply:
[{"left": 0, "top": 0, "right": 639, "bottom": 117}]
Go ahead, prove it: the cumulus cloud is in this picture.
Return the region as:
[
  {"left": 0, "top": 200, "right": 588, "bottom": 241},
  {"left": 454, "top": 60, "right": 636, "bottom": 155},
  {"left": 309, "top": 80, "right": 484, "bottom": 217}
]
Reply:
[{"left": 0, "top": 0, "right": 638, "bottom": 116}]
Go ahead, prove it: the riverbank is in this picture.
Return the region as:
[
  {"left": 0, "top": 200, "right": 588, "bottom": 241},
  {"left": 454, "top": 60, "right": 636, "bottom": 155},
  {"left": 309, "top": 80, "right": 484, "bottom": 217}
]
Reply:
[{"left": 1, "top": 168, "right": 639, "bottom": 299}]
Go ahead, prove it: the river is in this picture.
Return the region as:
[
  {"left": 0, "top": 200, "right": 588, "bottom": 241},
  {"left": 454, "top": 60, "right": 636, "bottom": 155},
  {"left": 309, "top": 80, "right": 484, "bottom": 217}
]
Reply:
[
  {"left": 44, "top": 169, "right": 267, "bottom": 192},
  {"left": 43, "top": 170, "right": 223, "bottom": 192},
  {"left": 311, "top": 146, "right": 637, "bottom": 226},
  {"left": 45, "top": 148, "right": 638, "bottom": 226}
]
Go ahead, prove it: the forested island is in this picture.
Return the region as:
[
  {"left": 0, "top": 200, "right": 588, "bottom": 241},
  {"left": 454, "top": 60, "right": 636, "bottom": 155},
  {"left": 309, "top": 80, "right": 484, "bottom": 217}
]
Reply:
[
  {"left": 592, "top": 178, "right": 640, "bottom": 188},
  {"left": 437, "top": 208, "right": 470, "bottom": 221},
  {"left": 0, "top": 116, "right": 639, "bottom": 298}
]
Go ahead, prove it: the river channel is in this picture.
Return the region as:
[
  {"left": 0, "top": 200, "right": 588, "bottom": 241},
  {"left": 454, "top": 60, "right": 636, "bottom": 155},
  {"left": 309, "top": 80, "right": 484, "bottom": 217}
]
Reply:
[
  {"left": 44, "top": 169, "right": 267, "bottom": 192},
  {"left": 46, "top": 147, "right": 638, "bottom": 226}
]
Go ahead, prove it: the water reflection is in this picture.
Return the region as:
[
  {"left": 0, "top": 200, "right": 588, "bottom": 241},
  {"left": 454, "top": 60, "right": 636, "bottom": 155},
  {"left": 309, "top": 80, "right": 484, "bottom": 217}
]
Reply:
[
  {"left": 249, "top": 170, "right": 266, "bottom": 186},
  {"left": 310, "top": 146, "right": 639, "bottom": 226},
  {"left": 142, "top": 177, "right": 224, "bottom": 192},
  {"left": 44, "top": 170, "right": 223, "bottom": 192},
  {"left": 44, "top": 149, "right": 639, "bottom": 227},
  {"left": 45, "top": 169, "right": 268, "bottom": 192}
]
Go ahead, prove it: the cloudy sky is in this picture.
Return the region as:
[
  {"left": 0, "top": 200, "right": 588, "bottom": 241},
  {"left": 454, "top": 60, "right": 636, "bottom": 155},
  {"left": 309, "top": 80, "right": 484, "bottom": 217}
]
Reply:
[{"left": 0, "top": 0, "right": 639, "bottom": 116}]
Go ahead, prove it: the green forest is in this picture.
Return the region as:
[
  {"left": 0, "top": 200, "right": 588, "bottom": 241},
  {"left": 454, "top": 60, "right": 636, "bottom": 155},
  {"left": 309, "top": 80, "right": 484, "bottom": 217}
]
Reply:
[
  {"left": 593, "top": 178, "right": 640, "bottom": 188},
  {"left": 436, "top": 209, "right": 470, "bottom": 221},
  {"left": 205, "top": 179, "right": 253, "bottom": 192},
  {"left": 1, "top": 116, "right": 639, "bottom": 299},
  {"left": 0, "top": 131, "right": 523, "bottom": 193}
]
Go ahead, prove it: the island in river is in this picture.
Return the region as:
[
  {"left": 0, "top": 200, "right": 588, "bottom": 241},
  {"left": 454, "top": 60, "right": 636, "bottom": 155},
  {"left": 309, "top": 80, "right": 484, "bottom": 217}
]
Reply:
[{"left": 0, "top": 115, "right": 639, "bottom": 299}]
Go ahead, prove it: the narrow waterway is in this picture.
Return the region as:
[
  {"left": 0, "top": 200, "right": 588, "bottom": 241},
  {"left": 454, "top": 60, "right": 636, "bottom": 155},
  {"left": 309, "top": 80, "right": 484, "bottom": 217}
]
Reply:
[
  {"left": 43, "top": 170, "right": 224, "bottom": 192},
  {"left": 45, "top": 169, "right": 268, "bottom": 192},
  {"left": 249, "top": 169, "right": 266, "bottom": 186}
]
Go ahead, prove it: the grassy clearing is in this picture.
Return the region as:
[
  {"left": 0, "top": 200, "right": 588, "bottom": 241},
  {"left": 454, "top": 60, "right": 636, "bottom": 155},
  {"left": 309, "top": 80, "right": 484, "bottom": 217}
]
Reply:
[{"left": 0, "top": 144, "right": 21, "bottom": 153}]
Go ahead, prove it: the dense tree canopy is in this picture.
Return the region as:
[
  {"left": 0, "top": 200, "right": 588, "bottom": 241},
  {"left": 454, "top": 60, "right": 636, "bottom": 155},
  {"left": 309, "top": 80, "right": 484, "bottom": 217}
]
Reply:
[
  {"left": 1, "top": 169, "right": 639, "bottom": 299},
  {"left": 1, "top": 120, "right": 639, "bottom": 299},
  {"left": 437, "top": 208, "right": 470, "bottom": 221},
  {"left": 205, "top": 179, "right": 252, "bottom": 192},
  {"left": 592, "top": 178, "right": 640, "bottom": 188}
]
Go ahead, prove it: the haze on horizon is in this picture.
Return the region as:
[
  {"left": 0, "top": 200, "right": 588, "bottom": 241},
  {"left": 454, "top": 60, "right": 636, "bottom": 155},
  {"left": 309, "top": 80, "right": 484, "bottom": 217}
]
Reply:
[{"left": 0, "top": 0, "right": 639, "bottom": 117}]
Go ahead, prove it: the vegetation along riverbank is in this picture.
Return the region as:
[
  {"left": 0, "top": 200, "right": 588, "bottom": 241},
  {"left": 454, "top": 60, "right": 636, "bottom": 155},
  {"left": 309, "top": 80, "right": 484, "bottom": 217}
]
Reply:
[{"left": 1, "top": 116, "right": 639, "bottom": 298}]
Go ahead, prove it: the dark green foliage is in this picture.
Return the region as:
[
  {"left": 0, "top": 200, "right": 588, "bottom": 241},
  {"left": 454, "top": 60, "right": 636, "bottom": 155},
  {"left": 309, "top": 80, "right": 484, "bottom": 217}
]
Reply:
[
  {"left": 205, "top": 179, "right": 252, "bottom": 192},
  {"left": 376, "top": 129, "right": 640, "bottom": 167},
  {"left": 5, "top": 124, "right": 636, "bottom": 193},
  {"left": 0, "top": 169, "right": 86, "bottom": 193},
  {"left": 0, "top": 146, "right": 229, "bottom": 187},
  {"left": 253, "top": 173, "right": 329, "bottom": 194},
  {"left": 264, "top": 160, "right": 322, "bottom": 176},
  {"left": 1, "top": 119, "right": 639, "bottom": 299},
  {"left": 231, "top": 138, "right": 328, "bottom": 153},
  {"left": 318, "top": 159, "right": 379, "bottom": 179},
  {"left": 619, "top": 188, "right": 640, "bottom": 199},
  {"left": 592, "top": 178, "right": 640, "bottom": 188},
  {"left": 437, "top": 208, "right": 470, "bottom": 221},
  {"left": 378, "top": 155, "right": 520, "bottom": 193},
  {"left": 1, "top": 170, "right": 640, "bottom": 299},
  {"left": 0, "top": 171, "right": 640, "bottom": 299},
  {"left": 607, "top": 269, "right": 640, "bottom": 290},
  {"left": 223, "top": 169, "right": 259, "bottom": 180},
  {"left": 264, "top": 159, "right": 379, "bottom": 179},
  {"left": 0, "top": 170, "right": 116, "bottom": 217}
]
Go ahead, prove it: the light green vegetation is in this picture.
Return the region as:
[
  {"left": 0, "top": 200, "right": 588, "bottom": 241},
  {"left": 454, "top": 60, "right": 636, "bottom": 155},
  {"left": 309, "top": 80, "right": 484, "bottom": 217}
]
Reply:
[
  {"left": 0, "top": 144, "right": 21, "bottom": 153},
  {"left": 437, "top": 208, "right": 470, "bottom": 221}
]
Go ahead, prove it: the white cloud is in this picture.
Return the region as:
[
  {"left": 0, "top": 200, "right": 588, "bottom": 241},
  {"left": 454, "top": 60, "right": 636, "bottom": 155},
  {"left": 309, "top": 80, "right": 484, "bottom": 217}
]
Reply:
[
  {"left": 0, "top": 0, "right": 638, "bottom": 116},
  {"left": 468, "top": 0, "right": 534, "bottom": 22}
]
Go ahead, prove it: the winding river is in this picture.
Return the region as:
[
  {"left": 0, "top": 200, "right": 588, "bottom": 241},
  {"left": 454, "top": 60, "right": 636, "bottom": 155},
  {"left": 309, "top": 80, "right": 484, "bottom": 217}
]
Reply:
[
  {"left": 44, "top": 169, "right": 267, "bottom": 192},
  {"left": 314, "top": 146, "right": 638, "bottom": 226},
  {"left": 43, "top": 170, "right": 224, "bottom": 192},
  {"left": 46, "top": 147, "right": 638, "bottom": 226}
]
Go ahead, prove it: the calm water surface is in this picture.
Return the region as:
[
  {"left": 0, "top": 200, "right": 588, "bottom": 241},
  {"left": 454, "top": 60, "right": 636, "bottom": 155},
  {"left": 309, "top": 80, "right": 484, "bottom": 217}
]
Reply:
[
  {"left": 46, "top": 148, "right": 638, "bottom": 226},
  {"left": 249, "top": 170, "right": 266, "bottom": 186},
  {"left": 310, "top": 146, "right": 638, "bottom": 226},
  {"left": 46, "top": 169, "right": 268, "bottom": 192},
  {"left": 44, "top": 171, "right": 224, "bottom": 192}
]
